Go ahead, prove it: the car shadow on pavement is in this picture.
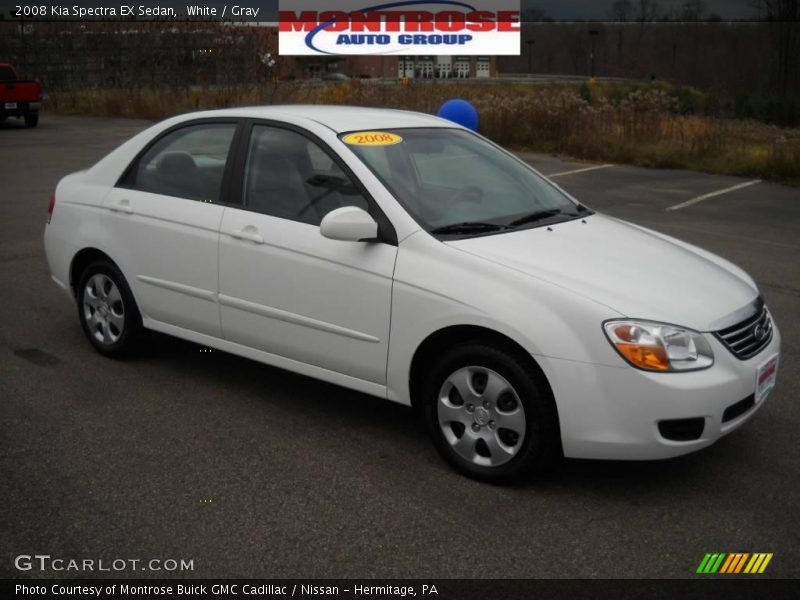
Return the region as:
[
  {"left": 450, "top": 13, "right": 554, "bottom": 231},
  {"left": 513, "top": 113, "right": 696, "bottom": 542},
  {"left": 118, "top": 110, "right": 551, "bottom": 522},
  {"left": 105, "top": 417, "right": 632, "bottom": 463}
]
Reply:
[
  {"left": 141, "top": 330, "right": 735, "bottom": 492},
  {"left": 142, "top": 330, "right": 423, "bottom": 434},
  {"left": 515, "top": 435, "right": 744, "bottom": 497},
  {"left": 0, "top": 119, "right": 31, "bottom": 130}
]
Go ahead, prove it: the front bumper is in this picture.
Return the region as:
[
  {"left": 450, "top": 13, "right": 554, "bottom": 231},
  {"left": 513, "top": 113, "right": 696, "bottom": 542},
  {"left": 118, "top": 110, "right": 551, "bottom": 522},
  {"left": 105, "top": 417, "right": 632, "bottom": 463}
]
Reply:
[{"left": 540, "top": 325, "right": 782, "bottom": 460}]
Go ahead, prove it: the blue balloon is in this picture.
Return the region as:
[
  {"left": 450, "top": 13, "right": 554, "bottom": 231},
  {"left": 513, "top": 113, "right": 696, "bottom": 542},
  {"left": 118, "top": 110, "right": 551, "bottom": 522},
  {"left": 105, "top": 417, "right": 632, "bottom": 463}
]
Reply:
[{"left": 437, "top": 99, "right": 478, "bottom": 131}]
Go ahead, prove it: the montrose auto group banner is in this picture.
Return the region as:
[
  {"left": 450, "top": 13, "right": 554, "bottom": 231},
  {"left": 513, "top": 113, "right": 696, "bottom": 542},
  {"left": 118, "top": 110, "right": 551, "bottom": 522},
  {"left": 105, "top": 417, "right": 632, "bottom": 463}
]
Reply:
[{"left": 277, "top": 0, "right": 521, "bottom": 56}]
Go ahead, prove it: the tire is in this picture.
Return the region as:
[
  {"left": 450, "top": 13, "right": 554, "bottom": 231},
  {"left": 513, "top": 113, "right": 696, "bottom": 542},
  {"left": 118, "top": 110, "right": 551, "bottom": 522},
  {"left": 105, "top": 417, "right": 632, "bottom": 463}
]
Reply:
[
  {"left": 24, "top": 113, "right": 38, "bottom": 128},
  {"left": 421, "top": 342, "right": 560, "bottom": 482},
  {"left": 77, "top": 260, "right": 142, "bottom": 358}
]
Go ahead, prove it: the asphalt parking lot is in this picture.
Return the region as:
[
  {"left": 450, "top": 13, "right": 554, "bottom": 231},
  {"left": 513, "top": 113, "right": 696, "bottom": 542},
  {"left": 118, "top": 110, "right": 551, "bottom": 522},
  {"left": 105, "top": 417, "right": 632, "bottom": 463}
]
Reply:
[{"left": 1, "top": 114, "right": 798, "bottom": 579}]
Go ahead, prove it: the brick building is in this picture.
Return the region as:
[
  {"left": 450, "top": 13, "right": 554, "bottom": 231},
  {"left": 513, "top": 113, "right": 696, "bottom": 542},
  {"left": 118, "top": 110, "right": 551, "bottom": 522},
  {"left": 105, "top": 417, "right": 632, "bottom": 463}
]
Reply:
[{"left": 290, "top": 55, "right": 497, "bottom": 79}]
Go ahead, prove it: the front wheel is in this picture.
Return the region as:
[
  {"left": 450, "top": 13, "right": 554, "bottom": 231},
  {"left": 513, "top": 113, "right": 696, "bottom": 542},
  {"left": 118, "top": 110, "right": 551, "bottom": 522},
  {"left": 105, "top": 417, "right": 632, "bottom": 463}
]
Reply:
[
  {"left": 77, "top": 261, "right": 142, "bottom": 357},
  {"left": 421, "top": 343, "right": 560, "bottom": 482}
]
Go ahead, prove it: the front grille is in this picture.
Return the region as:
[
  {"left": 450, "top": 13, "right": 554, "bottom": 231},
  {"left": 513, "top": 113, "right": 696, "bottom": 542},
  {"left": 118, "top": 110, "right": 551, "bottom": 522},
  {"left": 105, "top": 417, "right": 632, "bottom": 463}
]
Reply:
[{"left": 714, "top": 302, "right": 773, "bottom": 360}]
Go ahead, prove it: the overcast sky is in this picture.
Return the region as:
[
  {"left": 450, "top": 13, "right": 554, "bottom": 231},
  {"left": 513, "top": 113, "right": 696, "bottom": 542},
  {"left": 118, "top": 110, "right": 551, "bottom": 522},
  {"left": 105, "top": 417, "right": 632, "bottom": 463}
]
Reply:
[
  {"left": 525, "top": 0, "right": 756, "bottom": 20},
  {"left": 0, "top": 1, "right": 761, "bottom": 22}
]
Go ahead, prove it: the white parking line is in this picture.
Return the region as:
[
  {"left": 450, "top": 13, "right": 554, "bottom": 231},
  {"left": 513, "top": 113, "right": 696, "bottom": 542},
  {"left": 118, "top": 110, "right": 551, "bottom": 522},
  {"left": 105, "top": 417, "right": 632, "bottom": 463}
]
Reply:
[
  {"left": 546, "top": 164, "right": 614, "bottom": 178},
  {"left": 666, "top": 180, "right": 761, "bottom": 211}
]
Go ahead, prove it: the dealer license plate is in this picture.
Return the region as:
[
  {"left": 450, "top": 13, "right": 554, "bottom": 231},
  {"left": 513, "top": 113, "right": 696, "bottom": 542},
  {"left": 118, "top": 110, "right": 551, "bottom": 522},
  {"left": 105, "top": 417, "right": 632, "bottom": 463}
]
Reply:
[{"left": 755, "top": 354, "right": 779, "bottom": 403}]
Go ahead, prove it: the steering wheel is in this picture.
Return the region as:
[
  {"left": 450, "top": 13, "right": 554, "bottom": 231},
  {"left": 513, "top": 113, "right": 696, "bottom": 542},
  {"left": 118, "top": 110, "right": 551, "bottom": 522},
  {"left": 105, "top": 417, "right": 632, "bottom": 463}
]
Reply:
[
  {"left": 435, "top": 185, "right": 484, "bottom": 221},
  {"left": 447, "top": 185, "right": 484, "bottom": 206},
  {"left": 387, "top": 178, "right": 429, "bottom": 218}
]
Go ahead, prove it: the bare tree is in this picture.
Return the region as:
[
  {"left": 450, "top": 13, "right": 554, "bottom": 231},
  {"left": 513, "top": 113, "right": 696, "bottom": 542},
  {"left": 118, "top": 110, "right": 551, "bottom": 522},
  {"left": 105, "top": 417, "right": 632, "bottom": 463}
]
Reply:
[
  {"left": 752, "top": 0, "right": 800, "bottom": 92},
  {"left": 635, "top": 0, "right": 661, "bottom": 21},
  {"left": 610, "top": 0, "right": 634, "bottom": 21},
  {"left": 679, "top": 0, "right": 707, "bottom": 21},
  {"left": 521, "top": 8, "right": 548, "bottom": 22},
  {"left": 609, "top": 1, "right": 633, "bottom": 68}
]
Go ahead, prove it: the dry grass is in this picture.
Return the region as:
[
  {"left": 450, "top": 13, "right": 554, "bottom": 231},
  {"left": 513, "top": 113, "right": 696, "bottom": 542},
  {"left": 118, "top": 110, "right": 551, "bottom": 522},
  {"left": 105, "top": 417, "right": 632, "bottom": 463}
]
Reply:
[{"left": 47, "top": 80, "right": 800, "bottom": 185}]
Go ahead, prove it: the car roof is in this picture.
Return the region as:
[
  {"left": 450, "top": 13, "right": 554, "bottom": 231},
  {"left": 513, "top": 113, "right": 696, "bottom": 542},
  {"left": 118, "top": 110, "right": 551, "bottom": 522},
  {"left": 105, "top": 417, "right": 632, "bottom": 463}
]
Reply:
[{"left": 178, "top": 105, "right": 455, "bottom": 134}]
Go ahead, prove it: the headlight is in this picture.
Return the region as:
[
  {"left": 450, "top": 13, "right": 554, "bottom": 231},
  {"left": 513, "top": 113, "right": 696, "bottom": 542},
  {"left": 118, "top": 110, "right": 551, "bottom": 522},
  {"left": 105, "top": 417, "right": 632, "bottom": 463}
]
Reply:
[{"left": 603, "top": 320, "right": 714, "bottom": 372}]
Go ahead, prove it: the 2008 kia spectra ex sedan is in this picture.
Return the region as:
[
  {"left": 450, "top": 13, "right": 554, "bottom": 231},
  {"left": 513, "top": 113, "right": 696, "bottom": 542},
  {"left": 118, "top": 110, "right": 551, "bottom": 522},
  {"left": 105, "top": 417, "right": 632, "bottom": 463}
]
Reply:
[{"left": 44, "top": 105, "right": 781, "bottom": 481}]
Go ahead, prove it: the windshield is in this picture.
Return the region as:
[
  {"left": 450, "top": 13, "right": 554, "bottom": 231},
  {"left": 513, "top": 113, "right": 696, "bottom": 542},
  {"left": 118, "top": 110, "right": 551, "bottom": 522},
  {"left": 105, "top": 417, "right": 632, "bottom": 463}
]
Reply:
[
  {"left": 341, "top": 127, "right": 589, "bottom": 237},
  {"left": 0, "top": 66, "right": 17, "bottom": 82}
]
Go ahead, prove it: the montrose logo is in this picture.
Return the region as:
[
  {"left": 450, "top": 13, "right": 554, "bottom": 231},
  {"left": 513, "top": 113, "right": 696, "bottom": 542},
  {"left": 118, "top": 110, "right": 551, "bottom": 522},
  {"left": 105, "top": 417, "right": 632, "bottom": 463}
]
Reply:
[{"left": 278, "top": 0, "right": 520, "bottom": 56}]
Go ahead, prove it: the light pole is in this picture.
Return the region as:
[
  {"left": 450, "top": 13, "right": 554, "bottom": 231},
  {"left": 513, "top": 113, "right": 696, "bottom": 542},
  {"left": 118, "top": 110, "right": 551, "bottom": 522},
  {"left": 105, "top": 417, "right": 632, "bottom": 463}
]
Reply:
[
  {"left": 672, "top": 41, "right": 677, "bottom": 72},
  {"left": 19, "top": 10, "right": 27, "bottom": 74},
  {"left": 589, "top": 30, "right": 599, "bottom": 78},
  {"left": 525, "top": 39, "right": 535, "bottom": 75}
]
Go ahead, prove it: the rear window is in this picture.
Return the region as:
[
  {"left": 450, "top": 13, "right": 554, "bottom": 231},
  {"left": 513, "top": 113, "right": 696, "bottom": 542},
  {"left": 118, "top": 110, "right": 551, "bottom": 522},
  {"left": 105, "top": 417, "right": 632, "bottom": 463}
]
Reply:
[
  {"left": 130, "top": 123, "right": 236, "bottom": 202},
  {"left": 0, "top": 66, "right": 17, "bottom": 82}
]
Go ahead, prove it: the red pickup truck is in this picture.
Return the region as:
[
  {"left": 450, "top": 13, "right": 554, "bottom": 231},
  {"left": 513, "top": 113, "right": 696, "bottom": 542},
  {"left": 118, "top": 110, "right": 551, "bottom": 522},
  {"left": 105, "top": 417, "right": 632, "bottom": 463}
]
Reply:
[{"left": 0, "top": 63, "right": 43, "bottom": 128}]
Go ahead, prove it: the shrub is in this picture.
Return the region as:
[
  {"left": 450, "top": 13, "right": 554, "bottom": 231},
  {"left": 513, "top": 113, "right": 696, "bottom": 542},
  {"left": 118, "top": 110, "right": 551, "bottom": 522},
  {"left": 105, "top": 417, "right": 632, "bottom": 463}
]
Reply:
[{"left": 46, "top": 80, "right": 800, "bottom": 184}]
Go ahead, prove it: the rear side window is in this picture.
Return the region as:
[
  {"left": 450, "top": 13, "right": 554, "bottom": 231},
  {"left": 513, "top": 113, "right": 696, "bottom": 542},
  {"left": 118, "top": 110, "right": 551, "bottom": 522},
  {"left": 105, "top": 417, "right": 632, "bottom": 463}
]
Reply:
[{"left": 130, "top": 123, "right": 236, "bottom": 202}]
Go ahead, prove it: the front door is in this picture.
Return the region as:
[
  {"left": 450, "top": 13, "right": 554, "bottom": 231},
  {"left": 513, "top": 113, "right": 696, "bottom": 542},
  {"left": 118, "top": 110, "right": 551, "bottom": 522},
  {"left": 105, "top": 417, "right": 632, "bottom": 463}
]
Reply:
[{"left": 218, "top": 124, "right": 397, "bottom": 385}]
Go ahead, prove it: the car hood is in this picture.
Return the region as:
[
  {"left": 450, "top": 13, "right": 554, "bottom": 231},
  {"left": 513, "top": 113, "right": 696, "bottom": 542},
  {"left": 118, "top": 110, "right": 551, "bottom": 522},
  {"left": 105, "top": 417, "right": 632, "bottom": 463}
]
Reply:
[{"left": 445, "top": 214, "right": 758, "bottom": 332}]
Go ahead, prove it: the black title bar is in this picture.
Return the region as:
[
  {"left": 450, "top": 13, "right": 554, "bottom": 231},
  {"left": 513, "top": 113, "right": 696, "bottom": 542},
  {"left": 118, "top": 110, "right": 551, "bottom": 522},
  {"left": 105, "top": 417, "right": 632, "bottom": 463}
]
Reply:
[
  {"left": 0, "top": 1, "right": 770, "bottom": 23},
  {"left": 4, "top": 579, "right": 800, "bottom": 600}
]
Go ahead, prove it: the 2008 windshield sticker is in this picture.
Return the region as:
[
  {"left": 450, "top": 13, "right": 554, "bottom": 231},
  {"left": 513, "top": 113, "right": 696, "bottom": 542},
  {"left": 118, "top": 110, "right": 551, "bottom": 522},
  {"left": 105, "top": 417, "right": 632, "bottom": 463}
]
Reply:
[{"left": 342, "top": 132, "right": 403, "bottom": 146}]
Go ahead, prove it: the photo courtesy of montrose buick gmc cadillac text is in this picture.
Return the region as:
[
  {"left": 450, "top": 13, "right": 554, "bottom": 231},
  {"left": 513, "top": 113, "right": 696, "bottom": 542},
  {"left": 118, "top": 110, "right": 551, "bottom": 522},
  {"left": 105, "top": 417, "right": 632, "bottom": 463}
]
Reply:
[{"left": 43, "top": 106, "right": 781, "bottom": 481}]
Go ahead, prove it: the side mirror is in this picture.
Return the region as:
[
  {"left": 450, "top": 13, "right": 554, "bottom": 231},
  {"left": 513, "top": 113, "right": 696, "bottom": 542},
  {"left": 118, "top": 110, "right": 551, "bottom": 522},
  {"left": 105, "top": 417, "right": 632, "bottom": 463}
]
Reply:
[{"left": 320, "top": 206, "right": 378, "bottom": 242}]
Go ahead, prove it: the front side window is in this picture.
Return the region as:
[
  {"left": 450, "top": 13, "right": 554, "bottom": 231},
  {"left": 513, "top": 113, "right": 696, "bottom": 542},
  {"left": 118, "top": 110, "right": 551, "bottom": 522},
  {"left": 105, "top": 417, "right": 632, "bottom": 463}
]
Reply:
[
  {"left": 243, "top": 125, "right": 369, "bottom": 226},
  {"left": 342, "top": 128, "right": 589, "bottom": 237},
  {"left": 131, "top": 123, "right": 236, "bottom": 202}
]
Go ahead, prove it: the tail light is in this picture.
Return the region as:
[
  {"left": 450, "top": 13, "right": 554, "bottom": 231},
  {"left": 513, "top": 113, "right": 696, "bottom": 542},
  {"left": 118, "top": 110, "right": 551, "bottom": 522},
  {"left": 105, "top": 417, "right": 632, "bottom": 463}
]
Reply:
[{"left": 47, "top": 191, "right": 55, "bottom": 224}]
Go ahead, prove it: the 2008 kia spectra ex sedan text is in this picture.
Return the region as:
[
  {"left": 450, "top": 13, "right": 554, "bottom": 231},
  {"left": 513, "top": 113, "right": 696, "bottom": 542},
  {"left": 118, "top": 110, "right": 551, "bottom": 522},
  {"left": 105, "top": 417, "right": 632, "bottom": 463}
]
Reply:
[{"left": 44, "top": 105, "right": 781, "bottom": 481}]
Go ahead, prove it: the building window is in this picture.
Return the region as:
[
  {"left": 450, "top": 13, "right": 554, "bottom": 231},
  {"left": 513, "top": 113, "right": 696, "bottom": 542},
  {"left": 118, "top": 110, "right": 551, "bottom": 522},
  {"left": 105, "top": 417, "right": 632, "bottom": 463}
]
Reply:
[
  {"left": 435, "top": 56, "right": 452, "bottom": 78},
  {"left": 454, "top": 57, "right": 470, "bottom": 79},
  {"left": 476, "top": 57, "right": 491, "bottom": 79},
  {"left": 398, "top": 56, "right": 415, "bottom": 78}
]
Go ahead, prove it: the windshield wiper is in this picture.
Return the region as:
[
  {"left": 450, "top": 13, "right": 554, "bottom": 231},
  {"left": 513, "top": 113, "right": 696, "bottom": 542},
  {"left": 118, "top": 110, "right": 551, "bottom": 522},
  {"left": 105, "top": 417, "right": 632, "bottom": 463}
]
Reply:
[
  {"left": 507, "top": 206, "right": 592, "bottom": 228},
  {"left": 507, "top": 209, "right": 564, "bottom": 228},
  {"left": 430, "top": 221, "right": 507, "bottom": 235},
  {"left": 432, "top": 206, "right": 592, "bottom": 236}
]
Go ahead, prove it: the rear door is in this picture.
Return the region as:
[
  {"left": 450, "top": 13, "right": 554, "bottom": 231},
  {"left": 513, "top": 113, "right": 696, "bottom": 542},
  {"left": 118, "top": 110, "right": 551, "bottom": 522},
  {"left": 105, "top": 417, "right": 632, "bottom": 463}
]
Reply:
[
  {"left": 104, "top": 119, "right": 240, "bottom": 337},
  {"left": 218, "top": 122, "right": 398, "bottom": 386}
]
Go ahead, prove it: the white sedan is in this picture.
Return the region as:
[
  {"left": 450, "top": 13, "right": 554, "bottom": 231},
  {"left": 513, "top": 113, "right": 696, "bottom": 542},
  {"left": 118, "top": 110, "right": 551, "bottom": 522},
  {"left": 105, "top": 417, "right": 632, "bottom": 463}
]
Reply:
[{"left": 44, "top": 106, "right": 781, "bottom": 481}]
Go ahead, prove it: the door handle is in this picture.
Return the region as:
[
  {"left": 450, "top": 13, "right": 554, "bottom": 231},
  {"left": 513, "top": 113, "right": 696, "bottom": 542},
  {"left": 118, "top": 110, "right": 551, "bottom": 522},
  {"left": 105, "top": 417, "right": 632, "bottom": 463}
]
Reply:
[
  {"left": 109, "top": 199, "right": 133, "bottom": 214},
  {"left": 230, "top": 227, "right": 264, "bottom": 244}
]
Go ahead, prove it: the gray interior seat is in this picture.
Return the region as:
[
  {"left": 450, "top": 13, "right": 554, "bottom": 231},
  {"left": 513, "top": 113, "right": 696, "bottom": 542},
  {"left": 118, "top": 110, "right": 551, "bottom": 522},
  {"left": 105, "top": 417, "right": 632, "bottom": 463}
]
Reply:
[
  {"left": 153, "top": 151, "right": 201, "bottom": 200},
  {"left": 247, "top": 152, "right": 318, "bottom": 224}
]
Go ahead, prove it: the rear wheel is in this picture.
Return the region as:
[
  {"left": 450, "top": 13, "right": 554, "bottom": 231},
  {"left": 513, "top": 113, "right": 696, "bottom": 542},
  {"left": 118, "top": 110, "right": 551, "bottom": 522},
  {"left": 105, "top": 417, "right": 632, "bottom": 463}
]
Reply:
[
  {"left": 24, "top": 113, "right": 38, "bottom": 128},
  {"left": 421, "top": 342, "right": 560, "bottom": 482},
  {"left": 77, "top": 261, "right": 142, "bottom": 357}
]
